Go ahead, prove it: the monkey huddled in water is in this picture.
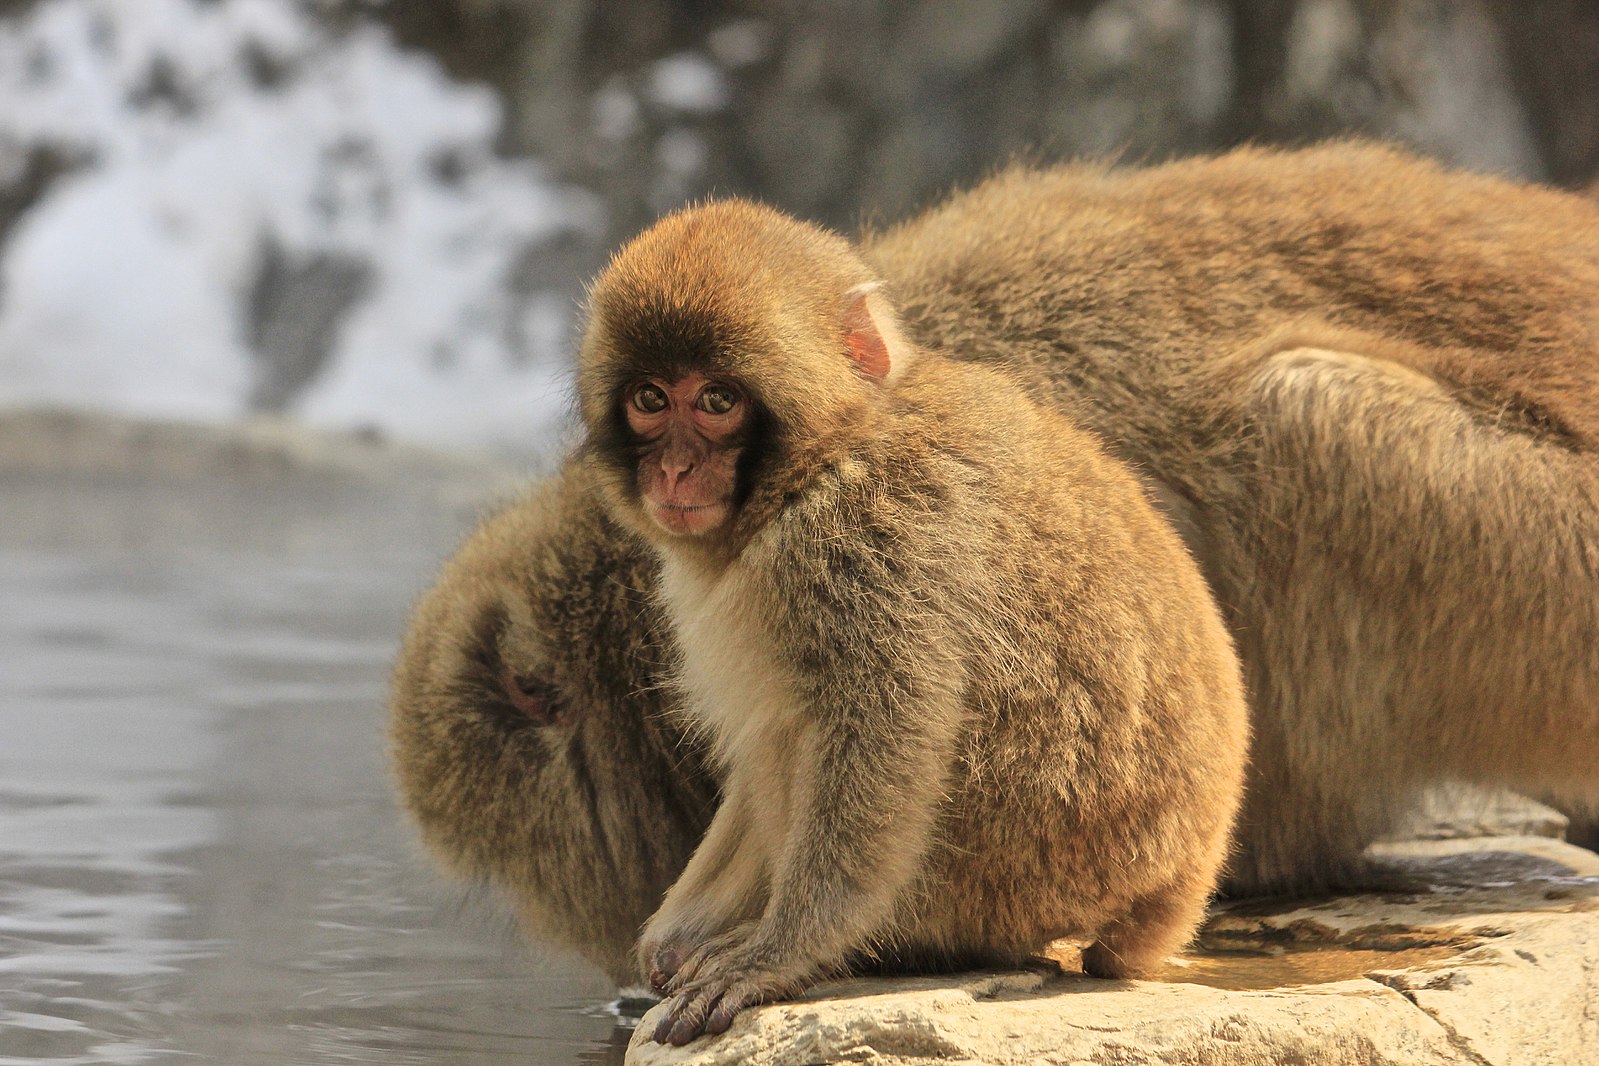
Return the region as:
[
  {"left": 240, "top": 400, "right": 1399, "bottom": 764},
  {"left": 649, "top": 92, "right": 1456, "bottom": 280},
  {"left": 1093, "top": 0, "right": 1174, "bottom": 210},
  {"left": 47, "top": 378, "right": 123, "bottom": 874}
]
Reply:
[{"left": 390, "top": 141, "right": 1599, "bottom": 1012}]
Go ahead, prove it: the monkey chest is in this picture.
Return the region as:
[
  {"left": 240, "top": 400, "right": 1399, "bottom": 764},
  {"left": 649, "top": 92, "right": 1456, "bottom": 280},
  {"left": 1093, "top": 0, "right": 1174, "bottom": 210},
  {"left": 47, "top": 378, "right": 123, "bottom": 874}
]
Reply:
[{"left": 658, "top": 558, "right": 809, "bottom": 770}]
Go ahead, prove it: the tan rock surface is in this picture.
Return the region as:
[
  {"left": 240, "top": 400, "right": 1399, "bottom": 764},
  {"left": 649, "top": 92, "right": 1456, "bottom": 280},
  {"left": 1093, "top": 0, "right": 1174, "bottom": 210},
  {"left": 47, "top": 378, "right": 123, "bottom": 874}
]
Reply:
[{"left": 627, "top": 837, "right": 1599, "bottom": 1066}]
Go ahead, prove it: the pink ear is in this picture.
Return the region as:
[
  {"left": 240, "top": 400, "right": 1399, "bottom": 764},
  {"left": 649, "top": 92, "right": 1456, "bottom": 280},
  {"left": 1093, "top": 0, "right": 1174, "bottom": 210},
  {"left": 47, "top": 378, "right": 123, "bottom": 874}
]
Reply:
[{"left": 843, "top": 289, "right": 892, "bottom": 382}]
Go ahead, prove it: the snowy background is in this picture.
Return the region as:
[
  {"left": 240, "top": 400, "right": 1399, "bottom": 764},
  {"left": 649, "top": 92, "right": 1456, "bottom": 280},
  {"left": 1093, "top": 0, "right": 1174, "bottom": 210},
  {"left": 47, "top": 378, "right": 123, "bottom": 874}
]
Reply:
[
  {"left": 0, "top": 0, "right": 602, "bottom": 455},
  {"left": 0, "top": 0, "right": 1592, "bottom": 459}
]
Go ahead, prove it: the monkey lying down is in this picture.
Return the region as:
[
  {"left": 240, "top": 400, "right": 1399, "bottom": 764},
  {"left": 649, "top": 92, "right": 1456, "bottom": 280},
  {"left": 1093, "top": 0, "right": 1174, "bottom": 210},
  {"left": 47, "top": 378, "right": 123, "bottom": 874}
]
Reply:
[{"left": 390, "top": 142, "right": 1599, "bottom": 1038}]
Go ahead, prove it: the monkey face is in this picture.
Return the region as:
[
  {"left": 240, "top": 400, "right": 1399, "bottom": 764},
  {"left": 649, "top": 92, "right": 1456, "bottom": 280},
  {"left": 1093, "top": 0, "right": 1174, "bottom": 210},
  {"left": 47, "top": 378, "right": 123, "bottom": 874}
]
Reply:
[
  {"left": 621, "top": 372, "right": 750, "bottom": 536},
  {"left": 575, "top": 200, "right": 908, "bottom": 555}
]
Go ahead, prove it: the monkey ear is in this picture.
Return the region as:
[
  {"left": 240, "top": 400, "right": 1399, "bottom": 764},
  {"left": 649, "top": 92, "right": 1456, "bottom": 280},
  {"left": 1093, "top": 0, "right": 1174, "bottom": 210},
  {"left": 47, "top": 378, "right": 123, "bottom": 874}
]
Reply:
[
  {"left": 842, "top": 282, "right": 910, "bottom": 384},
  {"left": 502, "top": 665, "right": 560, "bottom": 725}
]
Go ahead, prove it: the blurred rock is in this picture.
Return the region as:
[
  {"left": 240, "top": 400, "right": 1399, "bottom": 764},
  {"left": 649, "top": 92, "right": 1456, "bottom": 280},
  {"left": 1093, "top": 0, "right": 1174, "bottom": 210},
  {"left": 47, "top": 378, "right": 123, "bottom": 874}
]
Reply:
[
  {"left": 364, "top": 0, "right": 1597, "bottom": 252},
  {"left": 0, "top": 143, "right": 86, "bottom": 303},
  {"left": 246, "top": 235, "right": 371, "bottom": 412},
  {"left": 2, "top": 0, "right": 1594, "bottom": 425},
  {"left": 1259, "top": 0, "right": 1539, "bottom": 177},
  {"left": 0, "top": 406, "right": 522, "bottom": 506},
  {"left": 1485, "top": 0, "right": 1599, "bottom": 186}
]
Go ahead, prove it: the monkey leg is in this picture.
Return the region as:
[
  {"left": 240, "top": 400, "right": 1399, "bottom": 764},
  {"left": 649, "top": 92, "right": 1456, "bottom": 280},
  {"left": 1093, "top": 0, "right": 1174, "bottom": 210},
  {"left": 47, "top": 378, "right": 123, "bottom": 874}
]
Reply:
[
  {"left": 1219, "top": 344, "right": 1599, "bottom": 895},
  {"left": 1082, "top": 870, "right": 1214, "bottom": 979}
]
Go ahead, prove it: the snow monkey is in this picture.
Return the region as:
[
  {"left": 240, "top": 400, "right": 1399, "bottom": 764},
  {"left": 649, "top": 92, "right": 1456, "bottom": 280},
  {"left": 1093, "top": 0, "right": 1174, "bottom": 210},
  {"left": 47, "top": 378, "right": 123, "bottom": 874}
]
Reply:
[
  {"left": 389, "top": 140, "right": 1599, "bottom": 988},
  {"left": 573, "top": 200, "right": 1249, "bottom": 1043},
  {"left": 390, "top": 473, "right": 718, "bottom": 985}
]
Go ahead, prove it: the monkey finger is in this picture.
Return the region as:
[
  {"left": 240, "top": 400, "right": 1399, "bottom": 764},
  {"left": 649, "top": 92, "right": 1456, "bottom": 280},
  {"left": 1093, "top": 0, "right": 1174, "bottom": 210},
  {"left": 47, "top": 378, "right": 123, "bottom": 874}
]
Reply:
[
  {"left": 666, "top": 953, "right": 702, "bottom": 990},
  {"left": 703, "top": 981, "right": 765, "bottom": 1035},
  {"left": 653, "top": 986, "right": 723, "bottom": 1046},
  {"left": 647, "top": 944, "right": 686, "bottom": 993},
  {"left": 671, "top": 923, "right": 754, "bottom": 988}
]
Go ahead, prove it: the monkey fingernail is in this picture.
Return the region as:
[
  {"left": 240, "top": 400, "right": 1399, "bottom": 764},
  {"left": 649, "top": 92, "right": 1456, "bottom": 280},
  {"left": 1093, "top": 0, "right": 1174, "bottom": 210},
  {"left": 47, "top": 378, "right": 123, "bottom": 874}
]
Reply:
[
  {"left": 651, "top": 1002, "right": 684, "bottom": 1045},
  {"left": 650, "top": 987, "right": 728, "bottom": 1045},
  {"left": 705, "top": 994, "right": 747, "bottom": 1035},
  {"left": 666, "top": 1003, "right": 711, "bottom": 1046}
]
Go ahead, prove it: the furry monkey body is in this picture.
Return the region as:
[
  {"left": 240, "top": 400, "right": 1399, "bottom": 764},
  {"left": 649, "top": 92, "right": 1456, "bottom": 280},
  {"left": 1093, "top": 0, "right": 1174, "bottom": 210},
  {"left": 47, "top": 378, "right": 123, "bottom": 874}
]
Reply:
[
  {"left": 869, "top": 143, "right": 1599, "bottom": 892},
  {"left": 576, "top": 202, "right": 1248, "bottom": 1042},
  {"left": 390, "top": 142, "right": 1599, "bottom": 990}
]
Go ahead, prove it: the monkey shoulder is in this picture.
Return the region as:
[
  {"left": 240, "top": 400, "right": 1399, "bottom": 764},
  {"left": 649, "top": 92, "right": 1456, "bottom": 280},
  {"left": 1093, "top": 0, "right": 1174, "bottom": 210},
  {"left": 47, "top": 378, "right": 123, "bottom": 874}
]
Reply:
[
  {"left": 744, "top": 365, "right": 1068, "bottom": 600},
  {"left": 900, "top": 357, "right": 1145, "bottom": 505}
]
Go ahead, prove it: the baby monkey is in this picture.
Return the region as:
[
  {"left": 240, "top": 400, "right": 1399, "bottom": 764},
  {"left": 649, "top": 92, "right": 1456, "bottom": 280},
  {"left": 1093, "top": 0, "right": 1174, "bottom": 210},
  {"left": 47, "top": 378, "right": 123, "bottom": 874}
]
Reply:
[{"left": 576, "top": 202, "right": 1249, "bottom": 1044}]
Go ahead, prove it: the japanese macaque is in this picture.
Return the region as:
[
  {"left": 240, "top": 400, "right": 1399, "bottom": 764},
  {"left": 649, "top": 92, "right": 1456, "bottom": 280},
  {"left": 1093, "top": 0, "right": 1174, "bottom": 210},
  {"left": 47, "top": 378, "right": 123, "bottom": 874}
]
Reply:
[
  {"left": 575, "top": 201, "right": 1249, "bottom": 1043},
  {"left": 389, "top": 473, "right": 717, "bottom": 985},
  {"left": 390, "top": 141, "right": 1599, "bottom": 992},
  {"left": 879, "top": 146, "right": 1599, "bottom": 895}
]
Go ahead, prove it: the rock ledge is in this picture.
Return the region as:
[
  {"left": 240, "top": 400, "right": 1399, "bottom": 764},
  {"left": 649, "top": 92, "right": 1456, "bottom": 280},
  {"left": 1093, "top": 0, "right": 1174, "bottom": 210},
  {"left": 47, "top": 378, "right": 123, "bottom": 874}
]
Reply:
[{"left": 628, "top": 836, "right": 1599, "bottom": 1066}]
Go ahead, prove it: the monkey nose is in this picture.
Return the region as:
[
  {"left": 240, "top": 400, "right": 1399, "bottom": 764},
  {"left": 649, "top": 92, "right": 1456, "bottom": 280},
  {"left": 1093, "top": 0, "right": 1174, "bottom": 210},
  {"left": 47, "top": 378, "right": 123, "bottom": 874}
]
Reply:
[{"left": 662, "top": 459, "right": 695, "bottom": 489}]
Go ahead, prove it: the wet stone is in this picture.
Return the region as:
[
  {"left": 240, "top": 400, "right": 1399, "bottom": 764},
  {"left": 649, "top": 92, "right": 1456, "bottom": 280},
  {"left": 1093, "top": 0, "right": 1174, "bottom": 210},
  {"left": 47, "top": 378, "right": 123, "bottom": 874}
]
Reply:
[{"left": 626, "top": 835, "right": 1599, "bottom": 1065}]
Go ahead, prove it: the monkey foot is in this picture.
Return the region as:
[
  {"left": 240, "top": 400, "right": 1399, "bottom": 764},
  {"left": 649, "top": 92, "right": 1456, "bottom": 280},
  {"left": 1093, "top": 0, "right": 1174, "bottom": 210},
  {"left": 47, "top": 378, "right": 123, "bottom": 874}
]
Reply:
[
  {"left": 652, "top": 978, "right": 764, "bottom": 1045},
  {"left": 651, "top": 963, "right": 797, "bottom": 1045}
]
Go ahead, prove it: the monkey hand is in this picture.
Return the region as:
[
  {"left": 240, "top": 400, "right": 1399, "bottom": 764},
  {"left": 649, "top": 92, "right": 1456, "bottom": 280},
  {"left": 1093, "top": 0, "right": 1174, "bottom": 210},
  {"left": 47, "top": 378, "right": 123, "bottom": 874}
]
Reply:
[
  {"left": 640, "top": 920, "right": 751, "bottom": 994},
  {"left": 649, "top": 939, "right": 809, "bottom": 1046}
]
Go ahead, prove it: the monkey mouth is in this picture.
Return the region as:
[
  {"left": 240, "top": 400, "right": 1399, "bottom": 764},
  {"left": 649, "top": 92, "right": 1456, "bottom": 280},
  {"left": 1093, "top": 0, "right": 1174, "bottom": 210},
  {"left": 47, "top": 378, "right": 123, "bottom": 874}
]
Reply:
[{"left": 649, "top": 500, "right": 728, "bottom": 536}]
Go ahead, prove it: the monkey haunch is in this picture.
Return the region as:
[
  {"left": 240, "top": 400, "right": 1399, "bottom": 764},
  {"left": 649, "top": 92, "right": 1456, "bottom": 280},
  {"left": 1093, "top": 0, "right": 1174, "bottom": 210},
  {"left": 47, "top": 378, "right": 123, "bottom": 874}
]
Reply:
[
  {"left": 575, "top": 201, "right": 1249, "bottom": 1043},
  {"left": 870, "top": 142, "right": 1599, "bottom": 895}
]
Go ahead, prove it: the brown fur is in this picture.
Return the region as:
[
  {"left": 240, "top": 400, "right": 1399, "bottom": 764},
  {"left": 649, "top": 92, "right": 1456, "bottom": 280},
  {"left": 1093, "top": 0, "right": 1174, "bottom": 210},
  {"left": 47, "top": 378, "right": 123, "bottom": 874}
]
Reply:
[
  {"left": 389, "top": 474, "right": 716, "bottom": 985},
  {"left": 576, "top": 201, "right": 1248, "bottom": 1043},
  {"left": 869, "top": 142, "right": 1599, "bottom": 891},
  {"left": 389, "top": 142, "right": 1599, "bottom": 988}
]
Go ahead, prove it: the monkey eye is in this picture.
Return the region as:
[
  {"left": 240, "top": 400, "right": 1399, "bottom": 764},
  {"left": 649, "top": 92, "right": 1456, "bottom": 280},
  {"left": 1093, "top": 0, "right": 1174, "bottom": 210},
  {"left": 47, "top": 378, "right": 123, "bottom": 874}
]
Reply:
[
  {"left": 698, "top": 385, "right": 739, "bottom": 415},
  {"left": 632, "top": 384, "right": 669, "bottom": 414}
]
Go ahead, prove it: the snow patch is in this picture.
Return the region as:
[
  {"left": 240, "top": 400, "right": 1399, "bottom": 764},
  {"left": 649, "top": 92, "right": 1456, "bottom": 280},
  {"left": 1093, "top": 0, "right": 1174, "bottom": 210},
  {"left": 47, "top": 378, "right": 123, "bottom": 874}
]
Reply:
[{"left": 0, "top": 0, "right": 601, "bottom": 455}]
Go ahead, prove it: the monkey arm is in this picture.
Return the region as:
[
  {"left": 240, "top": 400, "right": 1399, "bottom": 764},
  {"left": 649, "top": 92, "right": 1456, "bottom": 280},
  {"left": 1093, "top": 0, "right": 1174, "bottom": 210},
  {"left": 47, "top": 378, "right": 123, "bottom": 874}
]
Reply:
[
  {"left": 636, "top": 783, "right": 768, "bottom": 989},
  {"left": 755, "top": 496, "right": 971, "bottom": 965},
  {"left": 761, "top": 666, "right": 966, "bottom": 961},
  {"left": 650, "top": 500, "right": 969, "bottom": 1043}
]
